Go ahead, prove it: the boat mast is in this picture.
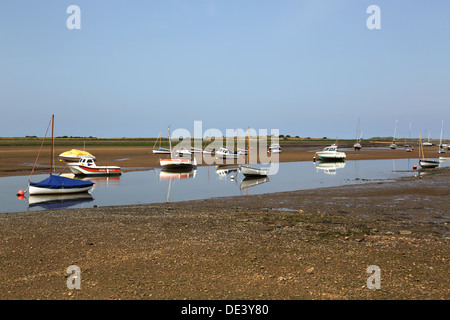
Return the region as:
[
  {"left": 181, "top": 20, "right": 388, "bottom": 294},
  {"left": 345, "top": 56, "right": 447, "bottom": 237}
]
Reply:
[
  {"left": 393, "top": 120, "right": 398, "bottom": 143},
  {"left": 168, "top": 126, "right": 172, "bottom": 159},
  {"left": 50, "top": 114, "right": 54, "bottom": 174}
]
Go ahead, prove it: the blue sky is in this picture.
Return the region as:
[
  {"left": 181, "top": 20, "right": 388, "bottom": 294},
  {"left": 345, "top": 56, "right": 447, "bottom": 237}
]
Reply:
[{"left": 1, "top": 0, "right": 449, "bottom": 139}]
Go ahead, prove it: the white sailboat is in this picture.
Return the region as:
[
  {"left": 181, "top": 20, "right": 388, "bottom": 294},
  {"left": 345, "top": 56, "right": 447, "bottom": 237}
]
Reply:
[
  {"left": 405, "top": 122, "right": 413, "bottom": 152},
  {"left": 423, "top": 129, "right": 433, "bottom": 147},
  {"left": 159, "top": 127, "right": 197, "bottom": 170},
  {"left": 152, "top": 131, "right": 171, "bottom": 154},
  {"left": 438, "top": 120, "right": 446, "bottom": 154},
  {"left": 353, "top": 118, "right": 362, "bottom": 150},
  {"left": 26, "top": 115, "right": 94, "bottom": 195},
  {"left": 390, "top": 120, "right": 398, "bottom": 149},
  {"left": 418, "top": 132, "right": 439, "bottom": 168}
]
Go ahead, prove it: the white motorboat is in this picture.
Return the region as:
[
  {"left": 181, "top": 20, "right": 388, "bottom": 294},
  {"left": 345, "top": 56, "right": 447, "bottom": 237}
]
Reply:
[
  {"left": 68, "top": 157, "right": 121, "bottom": 176},
  {"left": 268, "top": 143, "right": 281, "bottom": 153},
  {"left": 176, "top": 148, "right": 192, "bottom": 157},
  {"left": 240, "top": 166, "right": 269, "bottom": 177},
  {"left": 439, "top": 156, "right": 450, "bottom": 162},
  {"left": 315, "top": 144, "right": 346, "bottom": 161},
  {"left": 59, "top": 149, "right": 96, "bottom": 162},
  {"left": 215, "top": 147, "right": 244, "bottom": 159}
]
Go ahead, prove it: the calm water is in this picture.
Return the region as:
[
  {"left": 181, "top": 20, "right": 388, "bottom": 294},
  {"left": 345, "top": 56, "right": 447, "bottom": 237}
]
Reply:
[{"left": 0, "top": 158, "right": 448, "bottom": 213}]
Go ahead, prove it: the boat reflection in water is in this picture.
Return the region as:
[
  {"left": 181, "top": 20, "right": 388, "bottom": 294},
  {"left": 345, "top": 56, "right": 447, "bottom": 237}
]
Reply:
[
  {"left": 314, "top": 161, "right": 346, "bottom": 175},
  {"left": 240, "top": 176, "right": 270, "bottom": 190},
  {"left": 61, "top": 173, "right": 121, "bottom": 190},
  {"left": 215, "top": 165, "right": 239, "bottom": 180},
  {"left": 28, "top": 192, "right": 94, "bottom": 210},
  {"left": 159, "top": 168, "right": 197, "bottom": 202}
]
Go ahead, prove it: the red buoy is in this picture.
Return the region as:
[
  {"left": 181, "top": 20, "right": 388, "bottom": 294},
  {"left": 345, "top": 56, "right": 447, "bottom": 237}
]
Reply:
[{"left": 17, "top": 190, "right": 25, "bottom": 196}]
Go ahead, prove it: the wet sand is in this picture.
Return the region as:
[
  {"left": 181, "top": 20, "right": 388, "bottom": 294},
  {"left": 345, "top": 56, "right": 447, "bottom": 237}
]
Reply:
[
  {"left": 0, "top": 164, "right": 448, "bottom": 300},
  {"left": 0, "top": 143, "right": 443, "bottom": 177}
]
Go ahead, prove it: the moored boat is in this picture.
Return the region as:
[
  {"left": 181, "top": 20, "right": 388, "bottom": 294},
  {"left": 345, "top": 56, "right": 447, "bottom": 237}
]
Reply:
[
  {"left": 215, "top": 147, "right": 244, "bottom": 159},
  {"left": 29, "top": 174, "right": 94, "bottom": 195},
  {"left": 268, "top": 143, "right": 282, "bottom": 153},
  {"left": 59, "top": 149, "right": 95, "bottom": 162},
  {"left": 315, "top": 144, "right": 346, "bottom": 161},
  {"left": 25, "top": 115, "right": 94, "bottom": 196},
  {"left": 240, "top": 166, "right": 269, "bottom": 177},
  {"left": 68, "top": 158, "right": 121, "bottom": 176}
]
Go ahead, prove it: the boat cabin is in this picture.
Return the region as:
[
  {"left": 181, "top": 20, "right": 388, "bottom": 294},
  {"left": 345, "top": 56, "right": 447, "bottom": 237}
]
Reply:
[{"left": 78, "top": 157, "right": 96, "bottom": 166}]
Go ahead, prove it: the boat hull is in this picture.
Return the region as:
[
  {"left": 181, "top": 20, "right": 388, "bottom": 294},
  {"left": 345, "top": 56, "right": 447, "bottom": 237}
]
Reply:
[
  {"left": 160, "top": 158, "right": 197, "bottom": 170},
  {"left": 316, "top": 152, "right": 346, "bottom": 161},
  {"left": 68, "top": 164, "right": 121, "bottom": 176},
  {"left": 240, "top": 166, "right": 269, "bottom": 177},
  {"left": 29, "top": 185, "right": 93, "bottom": 195},
  {"left": 419, "top": 160, "right": 439, "bottom": 168}
]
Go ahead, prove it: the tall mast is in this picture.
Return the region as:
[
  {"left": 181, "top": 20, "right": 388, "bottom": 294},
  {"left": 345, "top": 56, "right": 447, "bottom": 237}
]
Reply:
[
  {"left": 168, "top": 126, "right": 172, "bottom": 158},
  {"left": 50, "top": 114, "right": 54, "bottom": 174},
  {"left": 393, "top": 120, "right": 398, "bottom": 143}
]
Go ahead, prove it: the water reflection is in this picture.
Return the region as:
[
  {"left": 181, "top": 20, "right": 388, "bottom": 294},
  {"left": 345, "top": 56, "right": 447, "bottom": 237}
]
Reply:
[
  {"left": 159, "top": 168, "right": 197, "bottom": 202},
  {"left": 315, "top": 161, "right": 346, "bottom": 175},
  {"left": 240, "top": 176, "right": 270, "bottom": 190},
  {"left": 215, "top": 165, "right": 239, "bottom": 180},
  {"left": 3, "top": 159, "right": 450, "bottom": 214},
  {"left": 28, "top": 193, "right": 94, "bottom": 210}
]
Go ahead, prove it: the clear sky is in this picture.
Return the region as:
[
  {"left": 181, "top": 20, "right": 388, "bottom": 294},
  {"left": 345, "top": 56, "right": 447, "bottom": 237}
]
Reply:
[{"left": 1, "top": 0, "right": 449, "bottom": 139}]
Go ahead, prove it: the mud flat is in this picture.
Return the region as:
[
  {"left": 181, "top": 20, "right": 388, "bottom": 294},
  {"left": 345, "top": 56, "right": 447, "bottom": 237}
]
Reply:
[{"left": 0, "top": 165, "right": 448, "bottom": 300}]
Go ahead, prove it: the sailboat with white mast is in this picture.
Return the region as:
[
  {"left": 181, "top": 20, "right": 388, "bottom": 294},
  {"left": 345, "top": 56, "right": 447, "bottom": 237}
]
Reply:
[
  {"left": 159, "top": 126, "right": 197, "bottom": 170},
  {"left": 353, "top": 118, "right": 362, "bottom": 151},
  {"left": 438, "top": 120, "right": 446, "bottom": 154},
  {"left": 390, "top": 120, "right": 398, "bottom": 149},
  {"left": 405, "top": 122, "right": 413, "bottom": 152}
]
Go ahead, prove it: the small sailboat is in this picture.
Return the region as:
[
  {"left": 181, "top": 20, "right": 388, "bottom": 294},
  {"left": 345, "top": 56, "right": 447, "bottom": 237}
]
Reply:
[
  {"left": 438, "top": 120, "right": 446, "bottom": 154},
  {"left": 418, "top": 132, "right": 439, "bottom": 169},
  {"left": 423, "top": 129, "right": 433, "bottom": 147},
  {"left": 152, "top": 131, "right": 171, "bottom": 154},
  {"left": 390, "top": 120, "right": 398, "bottom": 149},
  {"left": 405, "top": 122, "right": 413, "bottom": 152},
  {"left": 353, "top": 118, "right": 362, "bottom": 150},
  {"left": 159, "top": 126, "right": 197, "bottom": 170},
  {"left": 26, "top": 115, "right": 94, "bottom": 196},
  {"left": 239, "top": 127, "right": 269, "bottom": 177}
]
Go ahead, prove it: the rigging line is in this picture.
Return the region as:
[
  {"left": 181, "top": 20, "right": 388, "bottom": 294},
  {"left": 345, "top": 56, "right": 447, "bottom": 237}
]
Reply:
[{"left": 28, "top": 117, "right": 52, "bottom": 185}]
